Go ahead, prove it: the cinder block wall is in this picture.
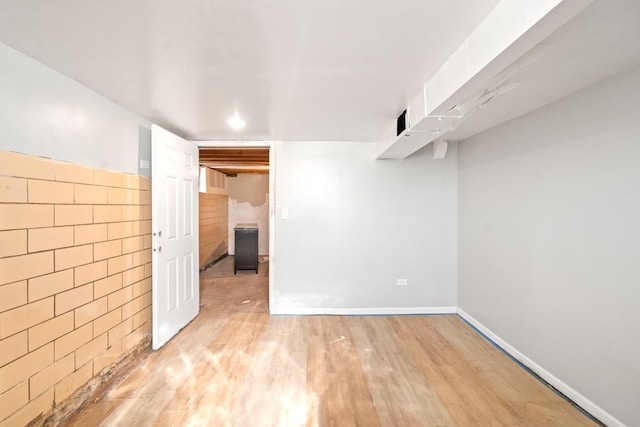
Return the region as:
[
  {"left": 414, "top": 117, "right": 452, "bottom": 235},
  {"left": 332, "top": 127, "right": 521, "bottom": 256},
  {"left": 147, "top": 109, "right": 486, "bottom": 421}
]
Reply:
[{"left": 0, "top": 150, "right": 152, "bottom": 425}]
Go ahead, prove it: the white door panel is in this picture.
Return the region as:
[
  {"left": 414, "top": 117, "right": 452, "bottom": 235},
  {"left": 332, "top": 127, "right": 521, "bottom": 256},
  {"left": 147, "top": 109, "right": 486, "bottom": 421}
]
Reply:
[{"left": 152, "top": 125, "right": 199, "bottom": 350}]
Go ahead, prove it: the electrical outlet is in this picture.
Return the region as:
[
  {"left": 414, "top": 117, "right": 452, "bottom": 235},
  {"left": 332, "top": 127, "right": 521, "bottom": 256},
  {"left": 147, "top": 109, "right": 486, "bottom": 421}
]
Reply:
[{"left": 396, "top": 279, "right": 408, "bottom": 286}]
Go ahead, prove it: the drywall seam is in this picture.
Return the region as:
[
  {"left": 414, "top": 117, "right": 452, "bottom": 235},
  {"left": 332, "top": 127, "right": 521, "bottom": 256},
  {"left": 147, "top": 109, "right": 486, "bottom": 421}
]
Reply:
[{"left": 457, "top": 308, "right": 623, "bottom": 427}]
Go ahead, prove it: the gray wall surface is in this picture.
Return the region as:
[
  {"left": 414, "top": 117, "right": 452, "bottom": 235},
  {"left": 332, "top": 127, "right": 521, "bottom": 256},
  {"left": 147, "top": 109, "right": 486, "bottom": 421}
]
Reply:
[
  {"left": 458, "top": 65, "right": 640, "bottom": 426},
  {"left": 273, "top": 141, "right": 458, "bottom": 312},
  {"left": 0, "top": 42, "right": 151, "bottom": 176}
]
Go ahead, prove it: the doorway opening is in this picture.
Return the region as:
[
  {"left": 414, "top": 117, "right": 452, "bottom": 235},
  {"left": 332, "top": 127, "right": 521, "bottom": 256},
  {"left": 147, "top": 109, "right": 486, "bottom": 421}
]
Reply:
[{"left": 197, "top": 146, "right": 271, "bottom": 311}]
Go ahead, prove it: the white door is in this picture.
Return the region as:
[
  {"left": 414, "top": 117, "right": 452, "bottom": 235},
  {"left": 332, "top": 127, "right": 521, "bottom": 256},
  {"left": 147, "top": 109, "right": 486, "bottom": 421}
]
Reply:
[{"left": 151, "top": 125, "right": 199, "bottom": 350}]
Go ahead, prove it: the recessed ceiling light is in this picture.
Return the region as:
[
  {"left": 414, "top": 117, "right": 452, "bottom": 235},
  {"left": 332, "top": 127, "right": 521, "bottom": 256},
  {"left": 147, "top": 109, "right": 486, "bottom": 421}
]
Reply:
[{"left": 227, "top": 114, "right": 246, "bottom": 129}]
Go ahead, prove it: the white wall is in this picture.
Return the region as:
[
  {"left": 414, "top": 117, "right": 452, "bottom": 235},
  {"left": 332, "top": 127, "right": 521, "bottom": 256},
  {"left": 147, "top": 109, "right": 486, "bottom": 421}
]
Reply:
[
  {"left": 0, "top": 42, "right": 151, "bottom": 175},
  {"left": 228, "top": 173, "right": 269, "bottom": 255},
  {"left": 272, "top": 141, "right": 458, "bottom": 313},
  {"left": 458, "top": 65, "right": 640, "bottom": 427}
]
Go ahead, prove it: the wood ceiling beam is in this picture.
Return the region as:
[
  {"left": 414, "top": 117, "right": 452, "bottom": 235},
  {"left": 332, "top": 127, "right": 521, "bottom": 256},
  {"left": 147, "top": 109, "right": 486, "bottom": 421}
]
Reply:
[
  {"left": 210, "top": 167, "right": 269, "bottom": 175},
  {"left": 199, "top": 147, "right": 270, "bottom": 176},
  {"left": 203, "top": 159, "right": 268, "bottom": 163},
  {"left": 200, "top": 156, "right": 269, "bottom": 163}
]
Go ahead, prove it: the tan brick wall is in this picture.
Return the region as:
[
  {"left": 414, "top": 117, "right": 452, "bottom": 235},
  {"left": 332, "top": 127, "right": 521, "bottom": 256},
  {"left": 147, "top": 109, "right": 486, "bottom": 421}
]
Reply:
[
  {"left": 199, "top": 193, "right": 228, "bottom": 268},
  {"left": 0, "top": 150, "right": 152, "bottom": 426}
]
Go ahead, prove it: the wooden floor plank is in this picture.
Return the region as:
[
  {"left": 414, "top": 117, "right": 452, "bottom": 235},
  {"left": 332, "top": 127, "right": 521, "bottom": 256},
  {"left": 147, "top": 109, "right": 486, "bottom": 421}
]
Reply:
[
  {"left": 350, "top": 316, "right": 454, "bottom": 426},
  {"left": 66, "top": 256, "right": 599, "bottom": 426},
  {"left": 230, "top": 316, "right": 308, "bottom": 427}
]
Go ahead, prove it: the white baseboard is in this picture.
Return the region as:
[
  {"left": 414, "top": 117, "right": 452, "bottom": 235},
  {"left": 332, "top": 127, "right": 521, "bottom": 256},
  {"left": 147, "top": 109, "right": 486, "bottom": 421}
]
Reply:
[
  {"left": 457, "top": 308, "right": 623, "bottom": 427},
  {"left": 270, "top": 306, "right": 457, "bottom": 316}
]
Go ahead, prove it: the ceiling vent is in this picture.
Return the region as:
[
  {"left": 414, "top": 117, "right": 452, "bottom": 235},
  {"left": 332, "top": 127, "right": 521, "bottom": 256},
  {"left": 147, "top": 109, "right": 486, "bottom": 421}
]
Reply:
[{"left": 396, "top": 109, "right": 408, "bottom": 136}]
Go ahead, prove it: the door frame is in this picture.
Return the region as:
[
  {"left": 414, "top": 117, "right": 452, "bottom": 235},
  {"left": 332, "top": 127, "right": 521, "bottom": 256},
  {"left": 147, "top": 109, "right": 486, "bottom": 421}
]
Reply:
[{"left": 197, "top": 140, "right": 276, "bottom": 312}]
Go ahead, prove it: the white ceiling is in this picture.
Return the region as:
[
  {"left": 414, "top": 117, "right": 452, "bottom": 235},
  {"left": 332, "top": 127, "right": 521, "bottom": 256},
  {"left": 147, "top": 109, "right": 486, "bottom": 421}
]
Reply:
[{"left": 0, "top": 0, "right": 639, "bottom": 143}]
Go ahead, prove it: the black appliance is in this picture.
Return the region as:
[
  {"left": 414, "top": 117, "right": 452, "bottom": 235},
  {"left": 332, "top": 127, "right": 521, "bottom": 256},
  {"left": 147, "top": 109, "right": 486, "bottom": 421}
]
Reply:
[{"left": 234, "top": 223, "right": 258, "bottom": 274}]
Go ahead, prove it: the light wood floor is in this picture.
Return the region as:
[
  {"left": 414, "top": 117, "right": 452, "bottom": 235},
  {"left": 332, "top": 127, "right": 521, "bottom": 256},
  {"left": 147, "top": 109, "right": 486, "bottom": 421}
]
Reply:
[{"left": 68, "top": 257, "right": 598, "bottom": 426}]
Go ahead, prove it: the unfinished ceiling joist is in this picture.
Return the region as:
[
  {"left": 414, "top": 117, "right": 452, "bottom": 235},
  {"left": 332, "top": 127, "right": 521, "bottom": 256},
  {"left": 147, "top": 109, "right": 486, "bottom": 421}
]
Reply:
[
  {"left": 199, "top": 146, "right": 270, "bottom": 175},
  {"left": 376, "top": 0, "right": 594, "bottom": 160}
]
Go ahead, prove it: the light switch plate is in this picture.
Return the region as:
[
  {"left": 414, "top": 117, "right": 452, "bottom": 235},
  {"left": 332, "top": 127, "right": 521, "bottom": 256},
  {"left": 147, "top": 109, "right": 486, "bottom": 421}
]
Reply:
[{"left": 282, "top": 207, "right": 289, "bottom": 219}]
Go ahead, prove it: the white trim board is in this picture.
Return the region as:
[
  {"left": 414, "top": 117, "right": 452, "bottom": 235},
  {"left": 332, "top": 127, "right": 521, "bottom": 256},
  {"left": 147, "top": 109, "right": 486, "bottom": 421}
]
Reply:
[
  {"left": 457, "top": 308, "right": 622, "bottom": 427},
  {"left": 270, "top": 306, "right": 457, "bottom": 316}
]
